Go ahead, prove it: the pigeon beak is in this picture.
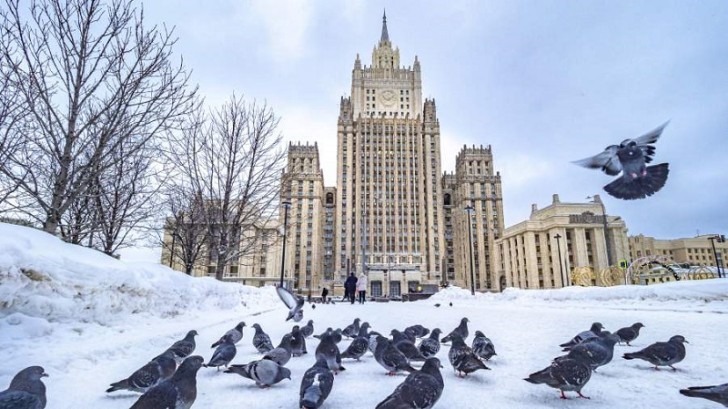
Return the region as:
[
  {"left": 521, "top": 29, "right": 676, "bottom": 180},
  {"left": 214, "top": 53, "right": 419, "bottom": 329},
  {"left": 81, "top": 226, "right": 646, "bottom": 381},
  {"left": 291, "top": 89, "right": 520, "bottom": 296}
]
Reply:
[
  {"left": 684, "top": 340, "right": 689, "bottom": 343},
  {"left": 41, "top": 372, "right": 49, "bottom": 378}
]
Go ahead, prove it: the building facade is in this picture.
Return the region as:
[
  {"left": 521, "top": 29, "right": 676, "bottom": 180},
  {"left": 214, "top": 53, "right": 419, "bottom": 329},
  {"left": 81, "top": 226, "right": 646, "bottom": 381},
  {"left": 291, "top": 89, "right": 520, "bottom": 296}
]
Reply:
[
  {"left": 497, "top": 194, "right": 629, "bottom": 289},
  {"left": 628, "top": 234, "right": 727, "bottom": 268}
]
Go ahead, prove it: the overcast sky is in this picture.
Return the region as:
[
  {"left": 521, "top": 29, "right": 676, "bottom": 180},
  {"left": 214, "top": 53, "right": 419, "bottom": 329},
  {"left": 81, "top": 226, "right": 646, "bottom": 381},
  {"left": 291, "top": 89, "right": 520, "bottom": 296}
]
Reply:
[{"left": 143, "top": 0, "right": 728, "bottom": 241}]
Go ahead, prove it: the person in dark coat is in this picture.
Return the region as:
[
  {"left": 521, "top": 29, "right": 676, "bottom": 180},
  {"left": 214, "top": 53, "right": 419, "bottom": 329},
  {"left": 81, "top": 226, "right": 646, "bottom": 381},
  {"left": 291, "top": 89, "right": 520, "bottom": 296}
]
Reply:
[
  {"left": 321, "top": 287, "right": 329, "bottom": 304},
  {"left": 344, "top": 273, "right": 358, "bottom": 304}
]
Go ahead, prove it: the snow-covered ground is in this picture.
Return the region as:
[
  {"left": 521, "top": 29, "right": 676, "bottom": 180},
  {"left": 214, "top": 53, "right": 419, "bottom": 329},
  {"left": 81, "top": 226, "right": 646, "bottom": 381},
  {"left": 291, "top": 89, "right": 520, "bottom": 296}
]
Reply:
[{"left": 1, "top": 222, "right": 727, "bottom": 408}]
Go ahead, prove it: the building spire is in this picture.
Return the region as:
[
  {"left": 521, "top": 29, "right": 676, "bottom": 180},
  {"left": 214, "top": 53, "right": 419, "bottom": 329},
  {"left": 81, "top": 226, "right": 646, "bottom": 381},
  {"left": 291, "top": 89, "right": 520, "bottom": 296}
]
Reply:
[{"left": 380, "top": 9, "right": 389, "bottom": 43}]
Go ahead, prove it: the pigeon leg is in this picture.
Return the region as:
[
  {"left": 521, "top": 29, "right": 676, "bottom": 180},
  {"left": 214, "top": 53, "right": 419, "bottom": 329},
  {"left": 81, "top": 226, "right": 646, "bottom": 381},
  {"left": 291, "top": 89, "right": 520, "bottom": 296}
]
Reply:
[
  {"left": 577, "top": 392, "right": 590, "bottom": 399},
  {"left": 653, "top": 366, "right": 660, "bottom": 370},
  {"left": 669, "top": 365, "right": 678, "bottom": 371},
  {"left": 560, "top": 391, "right": 569, "bottom": 400}
]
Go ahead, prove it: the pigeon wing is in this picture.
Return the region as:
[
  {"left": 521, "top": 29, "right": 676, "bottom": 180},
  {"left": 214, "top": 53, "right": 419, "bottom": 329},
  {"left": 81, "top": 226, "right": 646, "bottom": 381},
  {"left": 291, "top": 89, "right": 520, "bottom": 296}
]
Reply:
[
  {"left": 572, "top": 145, "right": 622, "bottom": 176},
  {"left": 276, "top": 286, "right": 303, "bottom": 309},
  {"left": 632, "top": 121, "right": 669, "bottom": 163}
]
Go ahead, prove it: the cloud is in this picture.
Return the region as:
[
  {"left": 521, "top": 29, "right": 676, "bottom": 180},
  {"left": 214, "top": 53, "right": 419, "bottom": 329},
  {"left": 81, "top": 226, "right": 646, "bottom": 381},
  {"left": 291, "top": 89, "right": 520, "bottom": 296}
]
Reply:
[{"left": 250, "top": 0, "right": 316, "bottom": 62}]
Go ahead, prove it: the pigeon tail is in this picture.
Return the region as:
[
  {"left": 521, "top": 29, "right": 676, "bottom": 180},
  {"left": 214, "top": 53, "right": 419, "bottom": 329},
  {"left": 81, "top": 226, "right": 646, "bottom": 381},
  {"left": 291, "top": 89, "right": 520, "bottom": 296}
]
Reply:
[
  {"left": 106, "top": 379, "right": 130, "bottom": 393},
  {"left": 301, "top": 385, "right": 322, "bottom": 408},
  {"left": 622, "top": 352, "right": 637, "bottom": 360},
  {"left": 604, "top": 163, "right": 669, "bottom": 200}
]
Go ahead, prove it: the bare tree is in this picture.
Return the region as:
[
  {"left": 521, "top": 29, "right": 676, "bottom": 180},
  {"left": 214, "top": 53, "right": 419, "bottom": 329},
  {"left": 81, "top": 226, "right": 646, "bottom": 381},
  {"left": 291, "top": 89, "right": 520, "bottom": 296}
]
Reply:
[
  {"left": 167, "top": 94, "right": 285, "bottom": 280},
  {"left": 160, "top": 186, "right": 208, "bottom": 275},
  {"left": 0, "top": 0, "right": 196, "bottom": 234}
]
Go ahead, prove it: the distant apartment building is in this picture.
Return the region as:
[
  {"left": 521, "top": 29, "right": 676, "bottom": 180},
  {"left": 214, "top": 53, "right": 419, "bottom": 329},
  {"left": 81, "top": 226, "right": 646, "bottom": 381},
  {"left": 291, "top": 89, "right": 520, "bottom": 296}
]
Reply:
[{"left": 628, "top": 234, "right": 727, "bottom": 268}]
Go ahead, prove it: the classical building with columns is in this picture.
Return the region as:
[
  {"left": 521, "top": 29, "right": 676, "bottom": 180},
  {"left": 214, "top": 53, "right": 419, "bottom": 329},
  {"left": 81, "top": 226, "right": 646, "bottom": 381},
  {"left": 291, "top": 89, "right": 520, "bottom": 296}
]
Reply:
[{"left": 497, "top": 194, "right": 628, "bottom": 289}]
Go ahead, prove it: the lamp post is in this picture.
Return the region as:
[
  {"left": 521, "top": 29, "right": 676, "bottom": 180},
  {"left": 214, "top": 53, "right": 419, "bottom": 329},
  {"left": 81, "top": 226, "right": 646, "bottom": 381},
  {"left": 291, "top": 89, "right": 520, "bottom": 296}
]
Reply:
[
  {"left": 587, "top": 195, "right": 613, "bottom": 267},
  {"left": 554, "top": 233, "right": 566, "bottom": 286},
  {"left": 708, "top": 235, "right": 725, "bottom": 278},
  {"left": 465, "top": 204, "right": 475, "bottom": 295},
  {"left": 279, "top": 200, "right": 291, "bottom": 287}
]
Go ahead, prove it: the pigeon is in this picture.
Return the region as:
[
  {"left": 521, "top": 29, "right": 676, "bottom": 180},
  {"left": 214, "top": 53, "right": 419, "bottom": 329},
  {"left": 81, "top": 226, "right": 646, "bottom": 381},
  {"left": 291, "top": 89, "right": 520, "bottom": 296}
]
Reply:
[
  {"left": 0, "top": 366, "right": 48, "bottom": 409},
  {"left": 130, "top": 355, "right": 203, "bottom": 409},
  {"left": 472, "top": 330, "right": 497, "bottom": 361},
  {"left": 342, "top": 318, "right": 361, "bottom": 339},
  {"left": 434, "top": 303, "right": 441, "bottom": 308},
  {"left": 165, "top": 330, "right": 198, "bottom": 364},
  {"left": 560, "top": 322, "right": 605, "bottom": 351},
  {"left": 402, "top": 328, "right": 418, "bottom": 343},
  {"left": 315, "top": 331, "right": 346, "bottom": 374},
  {"left": 314, "top": 328, "right": 343, "bottom": 344},
  {"left": 204, "top": 335, "right": 237, "bottom": 371},
  {"left": 375, "top": 357, "right": 445, "bottom": 409},
  {"left": 277, "top": 285, "right": 305, "bottom": 322},
  {"left": 623, "top": 335, "right": 688, "bottom": 370},
  {"left": 557, "top": 332, "right": 620, "bottom": 372},
  {"left": 290, "top": 325, "right": 308, "bottom": 357},
  {"left": 418, "top": 328, "right": 442, "bottom": 358},
  {"left": 448, "top": 333, "right": 489, "bottom": 377},
  {"left": 211, "top": 321, "right": 245, "bottom": 348},
  {"left": 299, "top": 358, "right": 335, "bottom": 409},
  {"left": 374, "top": 336, "right": 417, "bottom": 376},
  {"left": 368, "top": 331, "right": 383, "bottom": 354},
  {"left": 525, "top": 357, "right": 592, "bottom": 400},
  {"left": 572, "top": 121, "right": 670, "bottom": 200},
  {"left": 405, "top": 324, "right": 430, "bottom": 338},
  {"left": 312, "top": 304, "right": 316, "bottom": 309},
  {"left": 341, "top": 323, "right": 372, "bottom": 361},
  {"left": 392, "top": 330, "right": 427, "bottom": 362},
  {"left": 301, "top": 320, "right": 315, "bottom": 338},
  {"left": 107, "top": 350, "right": 177, "bottom": 393},
  {"left": 252, "top": 323, "right": 275, "bottom": 354},
  {"left": 680, "top": 383, "right": 728, "bottom": 407},
  {"left": 225, "top": 359, "right": 291, "bottom": 388},
  {"left": 441, "top": 317, "right": 469, "bottom": 343},
  {"left": 263, "top": 333, "right": 293, "bottom": 366},
  {"left": 616, "top": 322, "right": 645, "bottom": 346},
  {"left": 449, "top": 302, "right": 453, "bottom": 307}
]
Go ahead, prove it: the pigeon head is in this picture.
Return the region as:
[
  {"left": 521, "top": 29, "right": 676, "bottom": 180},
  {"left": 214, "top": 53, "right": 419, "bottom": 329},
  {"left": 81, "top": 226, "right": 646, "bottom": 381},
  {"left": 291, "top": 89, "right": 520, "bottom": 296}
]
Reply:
[
  {"left": 461, "top": 317, "right": 469, "bottom": 324},
  {"left": 253, "top": 324, "right": 262, "bottom": 331},
  {"left": 279, "top": 366, "right": 292, "bottom": 381},
  {"left": 670, "top": 335, "right": 688, "bottom": 344},
  {"left": 431, "top": 328, "right": 441, "bottom": 336},
  {"left": 633, "top": 322, "right": 645, "bottom": 329},
  {"left": 475, "top": 330, "right": 486, "bottom": 338},
  {"left": 13, "top": 366, "right": 48, "bottom": 383},
  {"left": 449, "top": 333, "right": 467, "bottom": 346},
  {"left": 422, "top": 357, "right": 444, "bottom": 371},
  {"left": 176, "top": 356, "right": 204, "bottom": 376},
  {"left": 590, "top": 322, "right": 604, "bottom": 332},
  {"left": 235, "top": 322, "right": 246, "bottom": 331},
  {"left": 186, "top": 330, "right": 199, "bottom": 338},
  {"left": 307, "top": 320, "right": 314, "bottom": 325}
]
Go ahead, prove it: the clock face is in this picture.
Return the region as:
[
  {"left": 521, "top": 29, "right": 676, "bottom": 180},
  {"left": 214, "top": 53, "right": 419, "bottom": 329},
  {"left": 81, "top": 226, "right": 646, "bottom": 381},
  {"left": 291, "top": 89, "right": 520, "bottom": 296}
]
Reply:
[{"left": 380, "top": 89, "right": 397, "bottom": 107}]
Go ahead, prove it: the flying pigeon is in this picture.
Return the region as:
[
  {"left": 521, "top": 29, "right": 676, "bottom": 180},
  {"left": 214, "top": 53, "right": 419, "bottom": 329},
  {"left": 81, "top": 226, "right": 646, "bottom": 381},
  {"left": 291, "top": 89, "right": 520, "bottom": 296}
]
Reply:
[
  {"left": 0, "top": 366, "right": 48, "bottom": 409},
  {"left": 472, "top": 331, "right": 497, "bottom": 361},
  {"left": 262, "top": 333, "right": 293, "bottom": 366},
  {"left": 299, "top": 358, "right": 335, "bottom": 409},
  {"left": 616, "top": 322, "right": 645, "bottom": 346},
  {"left": 165, "top": 330, "right": 198, "bottom": 364},
  {"left": 276, "top": 286, "right": 305, "bottom": 322},
  {"left": 315, "top": 332, "right": 346, "bottom": 374},
  {"left": 204, "top": 335, "right": 237, "bottom": 371},
  {"left": 341, "top": 323, "right": 372, "bottom": 361},
  {"left": 251, "top": 323, "right": 275, "bottom": 354},
  {"left": 375, "top": 357, "right": 445, "bottom": 409},
  {"left": 418, "top": 328, "right": 442, "bottom": 358},
  {"left": 441, "top": 317, "right": 470, "bottom": 344},
  {"left": 290, "top": 325, "right": 308, "bottom": 357},
  {"left": 392, "top": 330, "right": 427, "bottom": 362},
  {"left": 447, "top": 333, "right": 489, "bottom": 377},
  {"left": 301, "top": 320, "right": 315, "bottom": 338},
  {"left": 572, "top": 121, "right": 670, "bottom": 200},
  {"left": 130, "top": 355, "right": 203, "bottom": 409},
  {"left": 342, "top": 318, "right": 361, "bottom": 339},
  {"left": 525, "top": 357, "right": 592, "bottom": 399},
  {"left": 680, "top": 383, "right": 728, "bottom": 407},
  {"left": 560, "top": 322, "right": 605, "bottom": 351},
  {"left": 225, "top": 359, "right": 291, "bottom": 388},
  {"left": 211, "top": 321, "right": 245, "bottom": 348},
  {"left": 107, "top": 350, "right": 177, "bottom": 393},
  {"left": 374, "top": 336, "right": 417, "bottom": 376},
  {"left": 623, "top": 335, "right": 688, "bottom": 370},
  {"left": 557, "top": 332, "right": 620, "bottom": 372}
]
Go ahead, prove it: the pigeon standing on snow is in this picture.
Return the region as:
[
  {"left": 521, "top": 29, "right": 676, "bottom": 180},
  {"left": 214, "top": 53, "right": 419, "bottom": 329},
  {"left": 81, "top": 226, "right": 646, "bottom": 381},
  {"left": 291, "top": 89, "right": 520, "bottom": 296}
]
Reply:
[
  {"left": 225, "top": 359, "right": 291, "bottom": 388},
  {"left": 130, "top": 355, "right": 203, "bottom": 409},
  {"left": 251, "top": 323, "right": 274, "bottom": 354},
  {"left": 0, "top": 366, "right": 48, "bottom": 409},
  {"left": 572, "top": 121, "right": 670, "bottom": 200},
  {"left": 290, "top": 325, "right": 308, "bottom": 357},
  {"left": 107, "top": 350, "right": 177, "bottom": 393},
  {"left": 525, "top": 357, "right": 592, "bottom": 400},
  {"left": 405, "top": 324, "right": 430, "bottom": 339},
  {"left": 301, "top": 320, "right": 315, "bottom": 338},
  {"left": 204, "top": 335, "right": 237, "bottom": 371},
  {"left": 616, "top": 322, "right": 645, "bottom": 346},
  {"left": 374, "top": 336, "right": 417, "bottom": 376},
  {"left": 342, "top": 318, "right": 361, "bottom": 339},
  {"left": 560, "top": 322, "right": 605, "bottom": 351},
  {"left": 263, "top": 333, "right": 293, "bottom": 366},
  {"left": 418, "top": 328, "right": 442, "bottom": 358},
  {"left": 315, "top": 332, "right": 345, "bottom": 374},
  {"left": 165, "top": 330, "right": 198, "bottom": 364},
  {"left": 276, "top": 286, "right": 305, "bottom": 322},
  {"left": 557, "top": 332, "right": 620, "bottom": 372},
  {"left": 375, "top": 357, "right": 445, "bottom": 409},
  {"left": 299, "top": 358, "right": 335, "bottom": 409},
  {"left": 392, "top": 330, "right": 427, "bottom": 362},
  {"left": 211, "top": 321, "right": 245, "bottom": 348},
  {"left": 441, "top": 317, "right": 470, "bottom": 343},
  {"left": 448, "top": 334, "right": 489, "bottom": 377},
  {"left": 623, "top": 335, "right": 688, "bottom": 370},
  {"left": 472, "top": 330, "right": 497, "bottom": 361},
  {"left": 680, "top": 383, "right": 728, "bottom": 407},
  {"left": 368, "top": 331, "right": 383, "bottom": 355},
  {"left": 341, "top": 323, "right": 372, "bottom": 361}
]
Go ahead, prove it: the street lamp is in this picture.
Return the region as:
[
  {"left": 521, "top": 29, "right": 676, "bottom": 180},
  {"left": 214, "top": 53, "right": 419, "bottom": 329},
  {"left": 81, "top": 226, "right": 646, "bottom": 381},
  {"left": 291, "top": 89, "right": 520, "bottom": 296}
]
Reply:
[
  {"left": 279, "top": 200, "right": 291, "bottom": 287},
  {"left": 708, "top": 235, "right": 726, "bottom": 278},
  {"left": 465, "top": 204, "right": 476, "bottom": 295},
  {"left": 587, "top": 195, "right": 613, "bottom": 267},
  {"left": 554, "top": 233, "right": 567, "bottom": 286}
]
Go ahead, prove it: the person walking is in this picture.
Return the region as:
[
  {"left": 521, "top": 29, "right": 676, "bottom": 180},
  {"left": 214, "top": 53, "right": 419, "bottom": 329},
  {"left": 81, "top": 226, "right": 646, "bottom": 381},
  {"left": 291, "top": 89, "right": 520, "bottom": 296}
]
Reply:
[
  {"left": 344, "top": 273, "right": 358, "bottom": 305},
  {"left": 321, "top": 287, "right": 329, "bottom": 304},
  {"left": 356, "top": 273, "right": 368, "bottom": 304}
]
